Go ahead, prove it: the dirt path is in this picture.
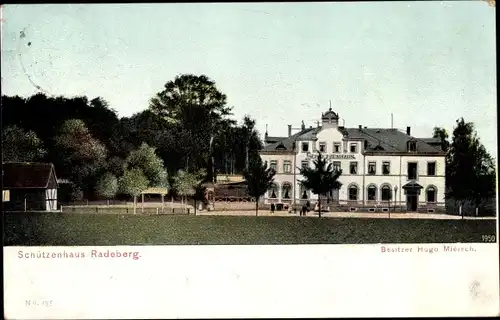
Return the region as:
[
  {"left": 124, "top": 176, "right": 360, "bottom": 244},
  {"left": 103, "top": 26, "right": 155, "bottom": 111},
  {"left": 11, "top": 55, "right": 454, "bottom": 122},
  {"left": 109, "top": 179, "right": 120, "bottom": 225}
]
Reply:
[{"left": 195, "top": 210, "right": 496, "bottom": 220}]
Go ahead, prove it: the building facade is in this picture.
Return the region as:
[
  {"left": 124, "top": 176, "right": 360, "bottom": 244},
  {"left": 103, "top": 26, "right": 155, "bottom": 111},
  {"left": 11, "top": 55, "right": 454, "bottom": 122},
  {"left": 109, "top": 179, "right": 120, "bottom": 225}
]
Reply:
[
  {"left": 3, "top": 162, "right": 59, "bottom": 211},
  {"left": 260, "top": 108, "right": 446, "bottom": 213}
]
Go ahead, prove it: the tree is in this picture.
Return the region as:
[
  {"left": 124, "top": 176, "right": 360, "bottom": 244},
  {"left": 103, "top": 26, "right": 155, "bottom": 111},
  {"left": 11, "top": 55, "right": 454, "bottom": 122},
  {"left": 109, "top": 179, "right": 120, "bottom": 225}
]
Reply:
[
  {"left": 242, "top": 157, "right": 276, "bottom": 216},
  {"left": 54, "top": 119, "right": 108, "bottom": 197},
  {"left": 95, "top": 172, "right": 119, "bottom": 204},
  {"left": 118, "top": 168, "right": 149, "bottom": 214},
  {"left": 299, "top": 152, "right": 343, "bottom": 218},
  {"left": 432, "top": 127, "right": 450, "bottom": 153},
  {"left": 149, "top": 74, "right": 233, "bottom": 174},
  {"left": 447, "top": 118, "right": 496, "bottom": 217},
  {"left": 172, "top": 169, "right": 206, "bottom": 214},
  {"left": 2, "top": 125, "right": 47, "bottom": 162},
  {"left": 125, "top": 142, "right": 168, "bottom": 188}
]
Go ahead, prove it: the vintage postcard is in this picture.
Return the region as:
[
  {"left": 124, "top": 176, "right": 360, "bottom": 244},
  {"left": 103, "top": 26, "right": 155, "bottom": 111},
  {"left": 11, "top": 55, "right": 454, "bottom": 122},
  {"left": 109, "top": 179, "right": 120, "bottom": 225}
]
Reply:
[{"left": 2, "top": 1, "right": 498, "bottom": 318}]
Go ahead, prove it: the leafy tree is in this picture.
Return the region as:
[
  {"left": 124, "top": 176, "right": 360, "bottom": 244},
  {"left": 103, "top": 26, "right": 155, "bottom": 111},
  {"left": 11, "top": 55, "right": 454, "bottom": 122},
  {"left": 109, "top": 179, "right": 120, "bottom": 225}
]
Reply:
[
  {"left": 54, "top": 119, "right": 108, "bottom": 196},
  {"left": 242, "top": 157, "right": 276, "bottom": 216},
  {"left": 172, "top": 169, "right": 206, "bottom": 214},
  {"left": 125, "top": 142, "right": 168, "bottom": 188},
  {"left": 432, "top": 127, "right": 450, "bottom": 153},
  {"left": 118, "top": 168, "right": 149, "bottom": 213},
  {"left": 299, "top": 152, "right": 343, "bottom": 218},
  {"left": 2, "top": 125, "right": 47, "bottom": 162},
  {"left": 149, "top": 74, "right": 232, "bottom": 123},
  {"left": 95, "top": 172, "right": 119, "bottom": 202},
  {"left": 70, "top": 186, "right": 84, "bottom": 202},
  {"left": 149, "top": 74, "right": 233, "bottom": 174},
  {"left": 447, "top": 118, "right": 496, "bottom": 217}
]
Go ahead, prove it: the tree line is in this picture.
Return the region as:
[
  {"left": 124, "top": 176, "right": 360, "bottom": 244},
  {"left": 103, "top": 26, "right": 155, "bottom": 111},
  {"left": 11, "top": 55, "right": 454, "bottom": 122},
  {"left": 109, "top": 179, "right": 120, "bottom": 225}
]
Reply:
[
  {"left": 2, "top": 73, "right": 495, "bottom": 216},
  {"left": 2, "top": 74, "right": 262, "bottom": 203}
]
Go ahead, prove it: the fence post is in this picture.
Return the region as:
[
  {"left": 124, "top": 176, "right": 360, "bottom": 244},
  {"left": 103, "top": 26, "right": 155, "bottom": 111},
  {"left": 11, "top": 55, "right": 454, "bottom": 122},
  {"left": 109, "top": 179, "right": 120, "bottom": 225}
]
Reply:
[
  {"left": 459, "top": 205, "right": 462, "bottom": 219},
  {"left": 475, "top": 207, "right": 478, "bottom": 217},
  {"left": 156, "top": 208, "right": 159, "bottom": 215},
  {"left": 96, "top": 206, "right": 98, "bottom": 213}
]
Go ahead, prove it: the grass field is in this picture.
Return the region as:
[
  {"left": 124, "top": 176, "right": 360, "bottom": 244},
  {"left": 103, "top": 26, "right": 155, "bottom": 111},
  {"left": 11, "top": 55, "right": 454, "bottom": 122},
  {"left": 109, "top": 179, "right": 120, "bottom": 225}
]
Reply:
[{"left": 4, "top": 212, "right": 496, "bottom": 246}]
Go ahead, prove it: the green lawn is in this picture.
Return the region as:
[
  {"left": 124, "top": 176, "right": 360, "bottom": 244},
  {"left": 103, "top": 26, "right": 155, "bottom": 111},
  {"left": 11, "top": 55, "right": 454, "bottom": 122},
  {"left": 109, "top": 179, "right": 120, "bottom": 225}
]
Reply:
[{"left": 3, "top": 212, "right": 496, "bottom": 246}]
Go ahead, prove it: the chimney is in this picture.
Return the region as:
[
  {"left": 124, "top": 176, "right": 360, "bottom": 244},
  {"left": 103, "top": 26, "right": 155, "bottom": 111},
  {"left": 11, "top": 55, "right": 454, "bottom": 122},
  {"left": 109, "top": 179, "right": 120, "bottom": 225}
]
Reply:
[
  {"left": 406, "top": 126, "right": 411, "bottom": 135},
  {"left": 358, "top": 125, "right": 362, "bottom": 130},
  {"left": 301, "top": 121, "right": 306, "bottom": 131},
  {"left": 287, "top": 125, "right": 292, "bottom": 137}
]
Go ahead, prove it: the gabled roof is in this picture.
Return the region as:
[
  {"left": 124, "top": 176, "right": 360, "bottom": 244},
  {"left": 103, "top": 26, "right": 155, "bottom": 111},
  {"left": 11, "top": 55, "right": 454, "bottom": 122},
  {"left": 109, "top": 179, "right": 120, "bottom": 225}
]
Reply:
[
  {"left": 343, "top": 128, "right": 444, "bottom": 154},
  {"left": 262, "top": 126, "right": 445, "bottom": 154},
  {"left": 265, "top": 136, "right": 287, "bottom": 144},
  {"left": 3, "top": 162, "right": 58, "bottom": 189},
  {"left": 262, "top": 128, "right": 317, "bottom": 152}
]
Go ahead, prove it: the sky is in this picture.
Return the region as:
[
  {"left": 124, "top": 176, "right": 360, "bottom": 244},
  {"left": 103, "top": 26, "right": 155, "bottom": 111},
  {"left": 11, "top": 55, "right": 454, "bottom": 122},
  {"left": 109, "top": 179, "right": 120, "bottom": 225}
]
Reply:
[{"left": 1, "top": 2, "right": 497, "bottom": 158}]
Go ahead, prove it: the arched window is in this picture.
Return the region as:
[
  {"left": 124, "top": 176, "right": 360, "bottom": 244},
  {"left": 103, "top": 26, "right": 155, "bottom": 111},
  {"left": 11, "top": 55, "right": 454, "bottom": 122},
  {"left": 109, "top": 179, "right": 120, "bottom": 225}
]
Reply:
[
  {"left": 282, "top": 183, "right": 292, "bottom": 199},
  {"left": 268, "top": 183, "right": 278, "bottom": 199},
  {"left": 348, "top": 184, "right": 359, "bottom": 201},
  {"left": 367, "top": 184, "right": 377, "bottom": 201},
  {"left": 299, "top": 184, "right": 310, "bottom": 200},
  {"left": 426, "top": 186, "right": 437, "bottom": 203},
  {"left": 381, "top": 184, "right": 392, "bottom": 201}
]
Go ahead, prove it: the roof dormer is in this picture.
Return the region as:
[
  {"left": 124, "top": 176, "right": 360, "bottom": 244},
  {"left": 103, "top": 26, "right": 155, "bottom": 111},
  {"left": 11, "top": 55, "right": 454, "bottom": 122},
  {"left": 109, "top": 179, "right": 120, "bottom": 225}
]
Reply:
[{"left": 407, "top": 139, "right": 417, "bottom": 152}]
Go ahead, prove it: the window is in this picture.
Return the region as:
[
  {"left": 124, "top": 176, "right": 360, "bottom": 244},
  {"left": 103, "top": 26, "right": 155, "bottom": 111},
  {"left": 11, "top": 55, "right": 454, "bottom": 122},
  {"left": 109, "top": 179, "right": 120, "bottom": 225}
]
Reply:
[
  {"left": 348, "top": 185, "right": 358, "bottom": 201},
  {"left": 319, "top": 142, "right": 326, "bottom": 153},
  {"left": 350, "top": 143, "right": 357, "bottom": 153},
  {"left": 368, "top": 162, "right": 376, "bottom": 175},
  {"left": 270, "top": 160, "right": 278, "bottom": 172},
  {"left": 349, "top": 162, "right": 358, "bottom": 174},
  {"left": 382, "top": 161, "right": 390, "bottom": 175},
  {"left": 408, "top": 162, "right": 418, "bottom": 180},
  {"left": 333, "top": 161, "right": 341, "bottom": 172},
  {"left": 381, "top": 185, "right": 392, "bottom": 201},
  {"left": 283, "top": 160, "right": 291, "bottom": 173},
  {"left": 426, "top": 186, "right": 436, "bottom": 203},
  {"left": 367, "top": 185, "right": 377, "bottom": 200},
  {"left": 334, "top": 143, "right": 341, "bottom": 153},
  {"left": 268, "top": 183, "right": 278, "bottom": 198},
  {"left": 300, "top": 185, "right": 309, "bottom": 199},
  {"left": 301, "top": 142, "right": 309, "bottom": 152},
  {"left": 427, "top": 162, "right": 436, "bottom": 176},
  {"left": 282, "top": 183, "right": 292, "bottom": 199},
  {"left": 301, "top": 160, "right": 309, "bottom": 169},
  {"left": 407, "top": 141, "right": 417, "bottom": 152},
  {"left": 364, "top": 140, "right": 368, "bottom": 150}
]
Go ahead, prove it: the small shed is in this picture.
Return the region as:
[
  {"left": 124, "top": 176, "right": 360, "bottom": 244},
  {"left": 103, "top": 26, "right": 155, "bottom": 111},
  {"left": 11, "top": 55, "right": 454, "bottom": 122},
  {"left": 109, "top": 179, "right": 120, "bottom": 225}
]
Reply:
[{"left": 2, "top": 162, "right": 59, "bottom": 211}]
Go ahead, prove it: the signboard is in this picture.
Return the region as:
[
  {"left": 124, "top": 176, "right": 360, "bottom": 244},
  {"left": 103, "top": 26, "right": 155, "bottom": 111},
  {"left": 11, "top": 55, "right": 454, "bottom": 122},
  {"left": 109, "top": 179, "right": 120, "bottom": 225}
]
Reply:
[
  {"left": 305, "top": 152, "right": 356, "bottom": 161},
  {"left": 2, "top": 190, "right": 10, "bottom": 202}
]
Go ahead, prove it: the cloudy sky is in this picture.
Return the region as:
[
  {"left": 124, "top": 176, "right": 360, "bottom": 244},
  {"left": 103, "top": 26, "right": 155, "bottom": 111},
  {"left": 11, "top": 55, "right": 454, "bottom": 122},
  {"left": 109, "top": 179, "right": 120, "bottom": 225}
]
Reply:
[{"left": 1, "top": 2, "right": 496, "bottom": 157}]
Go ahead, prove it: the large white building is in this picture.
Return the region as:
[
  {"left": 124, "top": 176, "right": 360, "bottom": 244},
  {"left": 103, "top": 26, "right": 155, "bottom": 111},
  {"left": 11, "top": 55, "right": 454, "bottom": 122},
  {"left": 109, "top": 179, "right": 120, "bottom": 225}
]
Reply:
[{"left": 259, "top": 108, "right": 446, "bottom": 213}]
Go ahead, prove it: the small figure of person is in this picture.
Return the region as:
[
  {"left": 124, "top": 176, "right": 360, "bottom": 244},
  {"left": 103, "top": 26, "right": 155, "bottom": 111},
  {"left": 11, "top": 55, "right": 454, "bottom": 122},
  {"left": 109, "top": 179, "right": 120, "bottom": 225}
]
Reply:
[{"left": 270, "top": 203, "right": 275, "bottom": 214}]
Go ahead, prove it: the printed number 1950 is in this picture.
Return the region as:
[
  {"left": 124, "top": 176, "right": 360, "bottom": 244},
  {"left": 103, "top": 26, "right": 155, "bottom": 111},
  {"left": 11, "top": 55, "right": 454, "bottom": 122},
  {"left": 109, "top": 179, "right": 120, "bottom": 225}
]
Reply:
[{"left": 481, "top": 235, "right": 496, "bottom": 242}]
